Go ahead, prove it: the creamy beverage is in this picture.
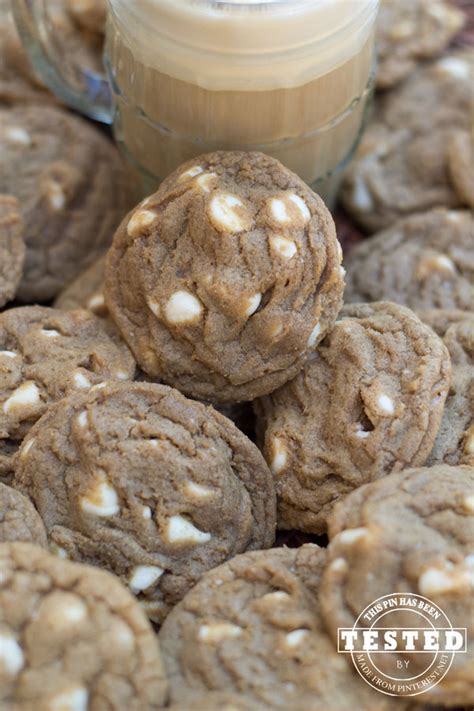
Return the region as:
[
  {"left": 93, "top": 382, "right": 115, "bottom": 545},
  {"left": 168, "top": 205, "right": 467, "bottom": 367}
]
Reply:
[{"left": 106, "top": 0, "right": 379, "bottom": 202}]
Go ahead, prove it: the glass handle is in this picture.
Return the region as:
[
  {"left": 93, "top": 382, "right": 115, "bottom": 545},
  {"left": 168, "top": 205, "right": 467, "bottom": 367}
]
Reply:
[{"left": 11, "top": 0, "right": 113, "bottom": 124}]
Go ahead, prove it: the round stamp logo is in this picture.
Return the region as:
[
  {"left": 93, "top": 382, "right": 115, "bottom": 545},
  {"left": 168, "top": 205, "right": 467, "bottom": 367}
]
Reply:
[{"left": 337, "top": 593, "right": 466, "bottom": 697}]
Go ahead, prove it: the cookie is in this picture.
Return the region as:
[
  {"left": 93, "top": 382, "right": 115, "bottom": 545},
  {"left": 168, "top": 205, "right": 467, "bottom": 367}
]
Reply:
[
  {"left": 376, "top": 0, "right": 465, "bottom": 89},
  {"left": 0, "top": 542, "right": 168, "bottom": 710},
  {"left": 418, "top": 310, "right": 474, "bottom": 466},
  {"left": 344, "top": 210, "right": 474, "bottom": 311},
  {"left": 0, "top": 195, "right": 24, "bottom": 308},
  {"left": 254, "top": 302, "right": 451, "bottom": 533},
  {"left": 448, "top": 130, "right": 474, "bottom": 210},
  {"left": 320, "top": 465, "right": 474, "bottom": 707},
  {"left": 14, "top": 381, "right": 276, "bottom": 622},
  {"left": 54, "top": 255, "right": 107, "bottom": 316},
  {"left": 0, "top": 482, "right": 46, "bottom": 547},
  {"left": 0, "top": 104, "right": 131, "bottom": 302},
  {"left": 105, "top": 151, "right": 344, "bottom": 403},
  {"left": 67, "top": 0, "right": 107, "bottom": 34},
  {"left": 342, "top": 54, "right": 472, "bottom": 232},
  {"left": 0, "top": 306, "right": 135, "bottom": 469},
  {"left": 159, "top": 545, "right": 406, "bottom": 711},
  {"left": 168, "top": 692, "right": 261, "bottom": 711}
]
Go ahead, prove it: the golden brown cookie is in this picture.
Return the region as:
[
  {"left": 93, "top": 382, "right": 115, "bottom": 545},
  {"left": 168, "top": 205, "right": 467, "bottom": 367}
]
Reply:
[
  {"left": 344, "top": 210, "right": 474, "bottom": 311},
  {"left": 321, "top": 465, "right": 474, "bottom": 708},
  {"left": 254, "top": 302, "right": 451, "bottom": 533},
  {"left": 159, "top": 546, "right": 408, "bottom": 711},
  {"left": 376, "top": 0, "right": 465, "bottom": 89},
  {"left": 342, "top": 53, "right": 472, "bottom": 232},
  {"left": 0, "top": 195, "right": 24, "bottom": 309},
  {"left": 0, "top": 104, "right": 131, "bottom": 302},
  {"left": 0, "top": 306, "right": 135, "bottom": 471},
  {"left": 14, "top": 381, "right": 276, "bottom": 623},
  {"left": 419, "top": 310, "right": 474, "bottom": 466},
  {"left": 105, "top": 151, "right": 344, "bottom": 403},
  {"left": 0, "top": 482, "right": 46, "bottom": 547},
  {"left": 54, "top": 255, "right": 107, "bottom": 316},
  {"left": 0, "top": 542, "right": 168, "bottom": 710}
]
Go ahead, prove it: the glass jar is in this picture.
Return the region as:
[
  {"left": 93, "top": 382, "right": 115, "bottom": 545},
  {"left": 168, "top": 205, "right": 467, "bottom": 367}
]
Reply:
[{"left": 13, "top": 0, "right": 379, "bottom": 205}]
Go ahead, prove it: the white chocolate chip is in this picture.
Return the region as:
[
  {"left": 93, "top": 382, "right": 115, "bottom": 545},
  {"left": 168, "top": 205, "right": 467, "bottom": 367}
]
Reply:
[
  {"left": 3, "top": 381, "right": 40, "bottom": 414},
  {"left": 185, "top": 481, "right": 214, "bottom": 500},
  {"left": 41, "top": 329, "right": 60, "bottom": 338},
  {"left": 48, "top": 686, "right": 88, "bottom": 711},
  {"left": 87, "top": 293, "right": 105, "bottom": 313},
  {"left": 352, "top": 176, "right": 373, "bottom": 211},
  {"left": 436, "top": 57, "right": 470, "bottom": 79},
  {"left": 419, "top": 566, "right": 472, "bottom": 596},
  {"left": 198, "top": 624, "right": 242, "bottom": 643},
  {"left": 142, "top": 506, "right": 152, "bottom": 519},
  {"left": 195, "top": 172, "right": 217, "bottom": 192},
  {"left": 147, "top": 299, "right": 161, "bottom": 317},
  {"left": 261, "top": 591, "right": 290, "bottom": 603},
  {"left": 5, "top": 127, "right": 31, "bottom": 146},
  {"left": 76, "top": 411, "right": 88, "bottom": 428},
  {"left": 114, "top": 371, "right": 130, "bottom": 381},
  {"left": 209, "top": 193, "right": 250, "bottom": 234},
  {"left": 165, "top": 515, "right": 211, "bottom": 544},
  {"left": 129, "top": 565, "right": 164, "bottom": 593},
  {"left": 270, "top": 436, "right": 287, "bottom": 475},
  {"left": 432, "top": 255, "right": 456, "bottom": 273},
  {"left": 463, "top": 495, "right": 474, "bottom": 513},
  {"left": 377, "top": 394, "right": 395, "bottom": 416},
  {"left": 355, "top": 425, "right": 370, "bottom": 439},
  {"left": 285, "top": 629, "right": 309, "bottom": 647},
  {"left": 165, "top": 291, "right": 203, "bottom": 325},
  {"left": 244, "top": 293, "right": 262, "bottom": 317},
  {"left": 307, "top": 323, "right": 321, "bottom": 348},
  {"left": 269, "top": 321, "right": 284, "bottom": 339},
  {"left": 20, "top": 438, "right": 35, "bottom": 458},
  {"left": 270, "top": 235, "right": 297, "bottom": 259},
  {"left": 0, "top": 351, "right": 17, "bottom": 358},
  {"left": 127, "top": 210, "right": 156, "bottom": 237},
  {"left": 73, "top": 371, "right": 91, "bottom": 389},
  {"left": 80, "top": 478, "right": 120, "bottom": 517},
  {"left": 288, "top": 194, "right": 311, "bottom": 224},
  {"left": 178, "top": 165, "right": 204, "bottom": 181},
  {"left": 329, "top": 557, "right": 348, "bottom": 573},
  {"left": 0, "top": 635, "right": 24, "bottom": 676},
  {"left": 53, "top": 594, "right": 87, "bottom": 626},
  {"left": 337, "top": 528, "right": 369, "bottom": 545},
  {"left": 46, "top": 180, "right": 66, "bottom": 211}
]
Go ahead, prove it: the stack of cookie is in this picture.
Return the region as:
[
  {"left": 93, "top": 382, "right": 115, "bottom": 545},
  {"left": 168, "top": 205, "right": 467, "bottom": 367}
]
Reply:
[{"left": 0, "top": 1, "right": 473, "bottom": 710}]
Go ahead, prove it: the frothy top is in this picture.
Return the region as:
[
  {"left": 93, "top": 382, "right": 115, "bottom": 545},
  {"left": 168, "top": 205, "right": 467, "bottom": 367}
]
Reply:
[{"left": 109, "top": 0, "right": 379, "bottom": 90}]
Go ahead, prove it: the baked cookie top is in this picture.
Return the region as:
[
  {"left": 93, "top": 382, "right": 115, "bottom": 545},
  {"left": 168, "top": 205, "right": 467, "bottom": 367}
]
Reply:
[
  {"left": 344, "top": 210, "right": 474, "bottom": 311},
  {"left": 321, "top": 465, "right": 474, "bottom": 707},
  {"left": 254, "top": 302, "right": 451, "bottom": 533},
  {"left": 105, "top": 151, "right": 344, "bottom": 403},
  {"left": 376, "top": 1, "right": 465, "bottom": 89},
  {"left": 0, "top": 104, "right": 130, "bottom": 302},
  {"left": 342, "top": 53, "right": 472, "bottom": 231},
  {"left": 54, "top": 256, "right": 107, "bottom": 317},
  {"left": 419, "top": 310, "right": 474, "bottom": 466},
  {"left": 0, "top": 482, "right": 47, "bottom": 547},
  {"left": 0, "top": 306, "right": 135, "bottom": 445},
  {"left": 159, "top": 545, "right": 407, "bottom": 711},
  {"left": 14, "top": 381, "right": 276, "bottom": 623},
  {"left": 0, "top": 195, "right": 24, "bottom": 308},
  {"left": 0, "top": 542, "right": 168, "bottom": 711}
]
